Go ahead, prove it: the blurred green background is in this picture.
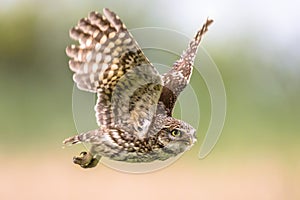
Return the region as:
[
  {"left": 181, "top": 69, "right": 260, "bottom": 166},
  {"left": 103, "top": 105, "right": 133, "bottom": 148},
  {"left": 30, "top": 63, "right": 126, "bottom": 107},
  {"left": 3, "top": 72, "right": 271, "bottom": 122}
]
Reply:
[{"left": 0, "top": 0, "right": 299, "bottom": 199}]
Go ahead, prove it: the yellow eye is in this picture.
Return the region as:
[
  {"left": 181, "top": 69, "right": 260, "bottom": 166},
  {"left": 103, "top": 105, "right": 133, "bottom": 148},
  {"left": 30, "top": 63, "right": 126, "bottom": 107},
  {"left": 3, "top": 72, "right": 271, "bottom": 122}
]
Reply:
[{"left": 171, "top": 129, "right": 181, "bottom": 137}]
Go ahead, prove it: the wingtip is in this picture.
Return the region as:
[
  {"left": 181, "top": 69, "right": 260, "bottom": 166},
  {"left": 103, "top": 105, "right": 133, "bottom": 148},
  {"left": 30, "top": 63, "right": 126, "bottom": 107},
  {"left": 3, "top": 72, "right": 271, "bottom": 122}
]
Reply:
[
  {"left": 206, "top": 17, "right": 214, "bottom": 24},
  {"left": 103, "top": 8, "right": 112, "bottom": 15},
  {"left": 203, "top": 17, "right": 214, "bottom": 32},
  {"left": 194, "top": 17, "right": 214, "bottom": 43}
]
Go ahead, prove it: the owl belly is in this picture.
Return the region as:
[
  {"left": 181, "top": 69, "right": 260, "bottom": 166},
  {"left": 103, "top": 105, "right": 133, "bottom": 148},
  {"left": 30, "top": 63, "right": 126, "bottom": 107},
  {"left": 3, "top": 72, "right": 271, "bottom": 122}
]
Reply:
[
  {"left": 99, "top": 148, "right": 176, "bottom": 163},
  {"left": 90, "top": 136, "right": 175, "bottom": 163}
]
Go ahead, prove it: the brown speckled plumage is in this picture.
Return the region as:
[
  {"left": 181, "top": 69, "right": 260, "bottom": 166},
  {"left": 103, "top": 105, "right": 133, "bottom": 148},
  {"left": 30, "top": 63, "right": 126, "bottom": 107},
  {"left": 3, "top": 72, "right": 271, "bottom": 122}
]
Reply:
[{"left": 63, "top": 8, "right": 213, "bottom": 168}]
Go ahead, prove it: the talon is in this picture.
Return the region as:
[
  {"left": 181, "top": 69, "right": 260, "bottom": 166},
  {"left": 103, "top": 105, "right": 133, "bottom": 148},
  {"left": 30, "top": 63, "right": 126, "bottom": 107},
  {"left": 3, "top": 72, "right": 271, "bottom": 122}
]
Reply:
[
  {"left": 83, "top": 157, "right": 99, "bottom": 168},
  {"left": 73, "top": 156, "right": 82, "bottom": 165},
  {"left": 80, "top": 151, "right": 87, "bottom": 156},
  {"left": 72, "top": 151, "right": 100, "bottom": 168}
]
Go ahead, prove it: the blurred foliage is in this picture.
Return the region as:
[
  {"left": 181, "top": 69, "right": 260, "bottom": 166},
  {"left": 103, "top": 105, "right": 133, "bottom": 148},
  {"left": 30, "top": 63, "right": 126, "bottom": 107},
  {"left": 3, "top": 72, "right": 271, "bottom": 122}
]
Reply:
[{"left": 0, "top": 2, "right": 299, "bottom": 156}]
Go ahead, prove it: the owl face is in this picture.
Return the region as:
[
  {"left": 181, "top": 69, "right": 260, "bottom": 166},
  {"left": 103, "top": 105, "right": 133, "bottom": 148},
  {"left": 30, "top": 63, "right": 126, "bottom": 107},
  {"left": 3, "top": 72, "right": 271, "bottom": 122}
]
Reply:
[{"left": 158, "top": 117, "right": 197, "bottom": 155}]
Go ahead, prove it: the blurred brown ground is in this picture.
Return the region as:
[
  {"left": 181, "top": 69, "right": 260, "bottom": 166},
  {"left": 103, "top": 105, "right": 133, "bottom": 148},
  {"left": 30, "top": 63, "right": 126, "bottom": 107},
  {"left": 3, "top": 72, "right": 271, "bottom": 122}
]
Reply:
[{"left": 1, "top": 150, "right": 299, "bottom": 200}]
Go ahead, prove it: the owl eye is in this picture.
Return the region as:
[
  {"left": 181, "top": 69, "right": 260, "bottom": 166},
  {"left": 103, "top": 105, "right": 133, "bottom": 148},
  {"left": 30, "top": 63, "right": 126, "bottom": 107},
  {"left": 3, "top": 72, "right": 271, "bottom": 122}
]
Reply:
[{"left": 171, "top": 129, "right": 182, "bottom": 137}]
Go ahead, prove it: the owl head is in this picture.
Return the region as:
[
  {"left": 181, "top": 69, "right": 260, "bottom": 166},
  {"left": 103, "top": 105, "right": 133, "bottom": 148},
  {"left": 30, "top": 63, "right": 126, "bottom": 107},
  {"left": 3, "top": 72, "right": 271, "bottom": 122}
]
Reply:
[{"left": 157, "top": 117, "right": 197, "bottom": 155}]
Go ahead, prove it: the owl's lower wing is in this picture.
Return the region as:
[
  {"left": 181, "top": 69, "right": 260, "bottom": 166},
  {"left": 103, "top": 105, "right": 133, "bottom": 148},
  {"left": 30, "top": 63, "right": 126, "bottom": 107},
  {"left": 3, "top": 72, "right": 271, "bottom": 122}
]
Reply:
[
  {"left": 66, "top": 8, "right": 162, "bottom": 138},
  {"left": 160, "top": 19, "right": 213, "bottom": 116},
  {"left": 111, "top": 63, "right": 162, "bottom": 138}
]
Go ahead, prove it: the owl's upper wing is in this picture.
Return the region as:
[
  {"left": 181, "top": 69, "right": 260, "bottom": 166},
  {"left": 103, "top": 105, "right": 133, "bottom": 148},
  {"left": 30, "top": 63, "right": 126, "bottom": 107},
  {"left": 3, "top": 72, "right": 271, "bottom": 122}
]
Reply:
[
  {"left": 66, "top": 8, "right": 162, "bottom": 138},
  {"left": 159, "top": 19, "right": 213, "bottom": 116}
]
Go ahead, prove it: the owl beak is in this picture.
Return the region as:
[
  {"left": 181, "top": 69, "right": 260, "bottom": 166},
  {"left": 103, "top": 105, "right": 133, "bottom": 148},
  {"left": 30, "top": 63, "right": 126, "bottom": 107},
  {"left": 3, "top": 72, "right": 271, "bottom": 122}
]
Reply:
[
  {"left": 184, "top": 136, "right": 196, "bottom": 146},
  {"left": 189, "top": 132, "right": 197, "bottom": 145},
  {"left": 190, "top": 137, "right": 196, "bottom": 145}
]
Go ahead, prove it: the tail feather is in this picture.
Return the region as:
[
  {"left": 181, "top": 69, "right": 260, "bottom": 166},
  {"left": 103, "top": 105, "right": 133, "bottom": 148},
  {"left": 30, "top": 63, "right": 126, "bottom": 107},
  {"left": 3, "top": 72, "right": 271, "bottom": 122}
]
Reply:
[
  {"left": 63, "top": 129, "right": 102, "bottom": 146},
  {"left": 63, "top": 135, "right": 82, "bottom": 145}
]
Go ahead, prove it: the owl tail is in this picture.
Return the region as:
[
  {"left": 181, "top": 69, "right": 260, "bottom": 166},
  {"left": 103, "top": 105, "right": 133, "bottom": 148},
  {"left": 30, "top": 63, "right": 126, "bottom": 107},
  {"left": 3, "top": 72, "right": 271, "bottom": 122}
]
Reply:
[
  {"left": 63, "top": 129, "right": 100, "bottom": 145},
  {"left": 63, "top": 135, "right": 82, "bottom": 145}
]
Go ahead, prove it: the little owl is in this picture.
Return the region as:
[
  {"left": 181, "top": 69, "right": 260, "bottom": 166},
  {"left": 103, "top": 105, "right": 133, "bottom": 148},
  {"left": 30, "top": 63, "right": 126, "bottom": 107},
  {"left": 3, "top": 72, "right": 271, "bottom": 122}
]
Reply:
[{"left": 63, "top": 8, "right": 213, "bottom": 168}]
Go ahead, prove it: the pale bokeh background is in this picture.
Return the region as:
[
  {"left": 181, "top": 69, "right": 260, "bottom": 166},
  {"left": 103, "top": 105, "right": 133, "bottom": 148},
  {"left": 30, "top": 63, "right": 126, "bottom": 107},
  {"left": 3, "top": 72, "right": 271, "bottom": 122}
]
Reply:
[{"left": 0, "top": 0, "right": 299, "bottom": 199}]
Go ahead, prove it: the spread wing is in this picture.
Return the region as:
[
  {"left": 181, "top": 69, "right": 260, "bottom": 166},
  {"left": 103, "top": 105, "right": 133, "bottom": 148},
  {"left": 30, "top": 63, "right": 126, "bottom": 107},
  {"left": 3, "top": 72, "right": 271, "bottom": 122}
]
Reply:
[
  {"left": 66, "top": 8, "right": 162, "bottom": 138},
  {"left": 159, "top": 19, "right": 213, "bottom": 116}
]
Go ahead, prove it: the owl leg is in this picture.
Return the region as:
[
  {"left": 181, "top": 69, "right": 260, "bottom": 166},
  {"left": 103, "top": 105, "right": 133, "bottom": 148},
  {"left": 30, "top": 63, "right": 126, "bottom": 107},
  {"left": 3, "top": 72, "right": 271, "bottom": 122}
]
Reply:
[{"left": 73, "top": 151, "right": 101, "bottom": 168}]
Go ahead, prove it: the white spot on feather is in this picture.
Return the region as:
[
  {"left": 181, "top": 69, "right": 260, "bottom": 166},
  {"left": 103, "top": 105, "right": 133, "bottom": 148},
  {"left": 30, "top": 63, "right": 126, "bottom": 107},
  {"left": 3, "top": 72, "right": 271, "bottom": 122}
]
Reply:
[
  {"left": 86, "top": 52, "right": 92, "bottom": 62},
  {"left": 95, "top": 43, "right": 102, "bottom": 51},
  {"left": 111, "top": 64, "right": 118, "bottom": 70},
  {"left": 123, "top": 38, "right": 131, "bottom": 44},
  {"left": 104, "top": 56, "right": 112, "bottom": 63},
  {"left": 115, "top": 39, "right": 122, "bottom": 45},
  {"left": 108, "top": 32, "right": 116, "bottom": 39},
  {"left": 108, "top": 70, "right": 114, "bottom": 78},
  {"left": 103, "top": 47, "right": 111, "bottom": 54},
  {"left": 86, "top": 38, "right": 92, "bottom": 47},
  {"left": 96, "top": 53, "right": 102, "bottom": 63},
  {"left": 83, "top": 63, "right": 89, "bottom": 73},
  {"left": 92, "top": 63, "right": 98, "bottom": 72},
  {"left": 118, "top": 32, "right": 126, "bottom": 38},
  {"left": 100, "top": 35, "right": 107, "bottom": 44}
]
